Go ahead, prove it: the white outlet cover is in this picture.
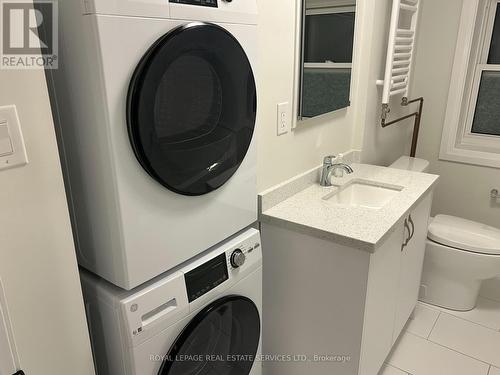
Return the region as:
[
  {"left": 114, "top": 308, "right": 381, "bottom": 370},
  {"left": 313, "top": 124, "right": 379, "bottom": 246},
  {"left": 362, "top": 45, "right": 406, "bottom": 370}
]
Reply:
[
  {"left": 0, "top": 105, "right": 28, "bottom": 171},
  {"left": 277, "top": 102, "right": 290, "bottom": 136}
]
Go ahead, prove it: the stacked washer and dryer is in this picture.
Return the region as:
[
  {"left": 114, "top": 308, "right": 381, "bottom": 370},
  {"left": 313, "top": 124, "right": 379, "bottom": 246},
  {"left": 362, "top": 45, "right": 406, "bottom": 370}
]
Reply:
[{"left": 49, "top": 0, "right": 262, "bottom": 374}]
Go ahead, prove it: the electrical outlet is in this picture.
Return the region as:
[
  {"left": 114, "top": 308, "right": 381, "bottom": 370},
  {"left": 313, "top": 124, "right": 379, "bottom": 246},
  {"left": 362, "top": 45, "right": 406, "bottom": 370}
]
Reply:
[{"left": 277, "top": 102, "right": 290, "bottom": 136}]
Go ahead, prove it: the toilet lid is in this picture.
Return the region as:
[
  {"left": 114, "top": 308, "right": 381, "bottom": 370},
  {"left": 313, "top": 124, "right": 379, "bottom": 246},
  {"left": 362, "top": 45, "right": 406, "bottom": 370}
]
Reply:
[{"left": 428, "top": 215, "right": 500, "bottom": 255}]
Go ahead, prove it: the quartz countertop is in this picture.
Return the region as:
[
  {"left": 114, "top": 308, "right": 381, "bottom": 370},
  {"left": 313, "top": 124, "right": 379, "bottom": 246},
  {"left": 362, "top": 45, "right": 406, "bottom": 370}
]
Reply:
[{"left": 259, "top": 163, "right": 439, "bottom": 252}]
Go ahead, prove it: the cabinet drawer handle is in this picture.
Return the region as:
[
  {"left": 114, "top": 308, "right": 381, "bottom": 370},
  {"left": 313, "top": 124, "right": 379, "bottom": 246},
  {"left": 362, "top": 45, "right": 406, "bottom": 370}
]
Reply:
[
  {"left": 408, "top": 214, "right": 415, "bottom": 242},
  {"left": 402, "top": 218, "right": 411, "bottom": 251}
]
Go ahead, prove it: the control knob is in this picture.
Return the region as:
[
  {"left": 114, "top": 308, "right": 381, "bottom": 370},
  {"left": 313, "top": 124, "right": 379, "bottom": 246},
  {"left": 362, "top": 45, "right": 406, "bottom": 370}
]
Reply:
[{"left": 230, "top": 249, "right": 246, "bottom": 268}]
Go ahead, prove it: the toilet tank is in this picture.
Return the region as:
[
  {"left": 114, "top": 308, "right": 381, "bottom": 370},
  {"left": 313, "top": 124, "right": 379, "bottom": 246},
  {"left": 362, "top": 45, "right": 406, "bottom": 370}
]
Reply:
[{"left": 389, "top": 156, "right": 430, "bottom": 173}]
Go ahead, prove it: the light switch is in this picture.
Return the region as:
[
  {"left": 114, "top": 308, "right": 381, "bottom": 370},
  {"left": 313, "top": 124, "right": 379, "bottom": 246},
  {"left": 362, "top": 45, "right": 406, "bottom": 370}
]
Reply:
[
  {"left": 0, "top": 105, "right": 28, "bottom": 171},
  {"left": 0, "top": 122, "right": 14, "bottom": 157}
]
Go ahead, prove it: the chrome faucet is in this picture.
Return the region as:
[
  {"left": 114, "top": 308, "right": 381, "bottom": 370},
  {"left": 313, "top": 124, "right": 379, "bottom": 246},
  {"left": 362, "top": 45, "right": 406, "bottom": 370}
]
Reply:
[{"left": 320, "top": 155, "right": 354, "bottom": 187}]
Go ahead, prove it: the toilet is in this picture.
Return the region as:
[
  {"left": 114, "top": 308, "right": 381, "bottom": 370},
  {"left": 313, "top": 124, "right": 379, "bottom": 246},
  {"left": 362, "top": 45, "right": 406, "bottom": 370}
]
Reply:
[{"left": 390, "top": 156, "right": 500, "bottom": 311}]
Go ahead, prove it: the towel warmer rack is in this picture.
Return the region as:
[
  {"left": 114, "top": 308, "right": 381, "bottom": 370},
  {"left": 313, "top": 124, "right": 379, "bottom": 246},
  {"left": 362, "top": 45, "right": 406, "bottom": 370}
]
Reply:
[
  {"left": 377, "top": 0, "right": 424, "bottom": 157},
  {"left": 377, "top": 0, "right": 420, "bottom": 112}
]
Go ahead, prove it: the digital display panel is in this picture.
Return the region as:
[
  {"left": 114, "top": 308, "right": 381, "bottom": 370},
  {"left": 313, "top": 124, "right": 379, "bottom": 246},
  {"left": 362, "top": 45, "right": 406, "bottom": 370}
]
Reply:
[{"left": 185, "top": 253, "right": 228, "bottom": 302}]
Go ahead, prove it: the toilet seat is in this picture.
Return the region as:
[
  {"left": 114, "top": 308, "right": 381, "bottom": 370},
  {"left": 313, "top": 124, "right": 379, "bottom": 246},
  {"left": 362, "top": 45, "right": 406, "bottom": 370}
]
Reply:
[{"left": 428, "top": 215, "right": 500, "bottom": 255}]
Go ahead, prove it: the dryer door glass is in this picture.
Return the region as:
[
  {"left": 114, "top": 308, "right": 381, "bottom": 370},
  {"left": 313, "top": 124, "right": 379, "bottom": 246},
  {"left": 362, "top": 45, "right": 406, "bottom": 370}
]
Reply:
[
  {"left": 159, "top": 296, "right": 260, "bottom": 375},
  {"left": 127, "top": 23, "right": 257, "bottom": 196}
]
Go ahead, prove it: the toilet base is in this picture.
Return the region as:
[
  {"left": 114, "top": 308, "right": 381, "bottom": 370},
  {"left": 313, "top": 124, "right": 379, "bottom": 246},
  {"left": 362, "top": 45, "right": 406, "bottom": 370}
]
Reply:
[
  {"left": 419, "top": 270, "right": 482, "bottom": 311},
  {"left": 420, "top": 238, "right": 500, "bottom": 312}
]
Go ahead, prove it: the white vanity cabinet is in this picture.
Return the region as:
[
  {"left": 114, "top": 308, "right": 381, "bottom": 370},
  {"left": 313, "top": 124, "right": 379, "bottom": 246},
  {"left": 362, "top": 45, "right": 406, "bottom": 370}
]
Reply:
[
  {"left": 359, "top": 192, "right": 433, "bottom": 375},
  {"left": 261, "top": 191, "right": 433, "bottom": 375},
  {"left": 392, "top": 193, "right": 433, "bottom": 343}
]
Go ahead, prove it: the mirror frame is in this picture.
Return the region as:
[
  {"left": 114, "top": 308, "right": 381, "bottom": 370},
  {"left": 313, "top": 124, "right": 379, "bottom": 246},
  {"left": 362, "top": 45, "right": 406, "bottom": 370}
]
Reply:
[{"left": 292, "top": 0, "right": 361, "bottom": 128}]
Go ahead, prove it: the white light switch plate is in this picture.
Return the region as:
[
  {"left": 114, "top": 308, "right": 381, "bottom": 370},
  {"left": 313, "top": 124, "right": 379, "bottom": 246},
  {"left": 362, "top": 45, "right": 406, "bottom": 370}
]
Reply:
[
  {"left": 0, "top": 122, "right": 13, "bottom": 157},
  {"left": 277, "top": 102, "right": 290, "bottom": 136},
  {"left": 0, "top": 105, "right": 28, "bottom": 171}
]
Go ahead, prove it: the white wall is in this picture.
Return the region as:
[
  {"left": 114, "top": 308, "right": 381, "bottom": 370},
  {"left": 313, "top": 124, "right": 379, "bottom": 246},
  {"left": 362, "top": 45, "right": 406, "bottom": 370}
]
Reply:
[
  {"left": 258, "top": 0, "right": 500, "bottom": 300},
  {"left": 258, "top": 0, "right": 499, "bottom": 229},
  {"left": 411, "top": 0, "right": 500, "bottom": 300},
  {"left": 257, "top": 0, "right": 420, "bottom": 192},
  {"left": 354, "top": 0, "right": 416, "bottom": 166},
  {"left": 256, "top": 0, "right": 357, "bottom": 192},
  {"left": 0, "top": 69, "right": 95, "bottom": 374},
  {"left": 412, "top": 0, "right": 500, "bottom": 229}
]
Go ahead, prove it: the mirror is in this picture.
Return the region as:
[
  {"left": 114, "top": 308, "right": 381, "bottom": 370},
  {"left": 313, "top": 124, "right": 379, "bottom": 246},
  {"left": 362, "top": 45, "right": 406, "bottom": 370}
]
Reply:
[{"left": 298, "top": 0, "right": 356, "bottom": 120}]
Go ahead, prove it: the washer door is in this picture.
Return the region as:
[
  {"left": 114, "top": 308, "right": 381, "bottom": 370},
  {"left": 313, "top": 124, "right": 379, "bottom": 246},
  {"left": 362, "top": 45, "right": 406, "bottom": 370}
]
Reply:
[
  {"left": 159, "top": 296, "right": 260, "bottom": 375},
  {"left": 127, "top": 22, "right": 257, "bottom": 196}
]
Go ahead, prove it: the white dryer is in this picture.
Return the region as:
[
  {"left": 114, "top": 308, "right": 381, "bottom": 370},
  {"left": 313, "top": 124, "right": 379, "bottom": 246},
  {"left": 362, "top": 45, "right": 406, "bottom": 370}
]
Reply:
[
  {"left": 81, "top": 228, "right": 262, "bottom": 375},
  {"left": 49, "top": 0, "right": 259, "bottom": 289}
]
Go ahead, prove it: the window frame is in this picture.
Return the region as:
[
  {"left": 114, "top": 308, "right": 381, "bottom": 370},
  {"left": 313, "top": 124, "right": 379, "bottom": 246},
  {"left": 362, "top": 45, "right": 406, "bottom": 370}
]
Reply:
[
  {"left": 303, "top": 5, "right": 356, "bottom": 70},
  {"left": 292, "top": 0, "right": 360, "bottom": 128},
  {"left": 440, "top": 0, "right": 500, "bottom": 168},
  {"left": 305, "top": 5, "right": 355, "bottom": 16}
]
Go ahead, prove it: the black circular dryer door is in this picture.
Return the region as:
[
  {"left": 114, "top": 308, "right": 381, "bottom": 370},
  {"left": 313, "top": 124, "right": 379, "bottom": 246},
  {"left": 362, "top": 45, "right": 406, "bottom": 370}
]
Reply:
[
  {"left": 159, "top": 296, "right": 261, "bottom": 375},
  {"left": 127, "top": 22, "right": 257, "bottom": 196}
]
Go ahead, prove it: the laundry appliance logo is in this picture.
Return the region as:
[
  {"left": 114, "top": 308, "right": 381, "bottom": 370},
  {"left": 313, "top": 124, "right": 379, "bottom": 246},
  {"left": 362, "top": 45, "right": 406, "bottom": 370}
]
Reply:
[{"left": 1, "top": 0, "right": 58, "bottom": 69}]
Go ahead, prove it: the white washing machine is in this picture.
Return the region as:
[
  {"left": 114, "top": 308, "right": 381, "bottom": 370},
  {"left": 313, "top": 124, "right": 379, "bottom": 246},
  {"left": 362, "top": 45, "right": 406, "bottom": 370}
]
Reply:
[
  {"left": 81, "top": 228, "right": 262, "bottom": 375},
  {"left": 49, "top": 0, "right": 259, "bottom": 289}
]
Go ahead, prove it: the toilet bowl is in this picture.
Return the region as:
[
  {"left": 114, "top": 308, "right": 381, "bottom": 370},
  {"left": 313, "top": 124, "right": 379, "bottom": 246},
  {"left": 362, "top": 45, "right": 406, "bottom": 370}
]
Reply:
[
  {"left": 390, "top": 156, "right": 500, "bottom": 311},
  {"left": 422, "top": 215, "right": 500, "bottom": 310}
]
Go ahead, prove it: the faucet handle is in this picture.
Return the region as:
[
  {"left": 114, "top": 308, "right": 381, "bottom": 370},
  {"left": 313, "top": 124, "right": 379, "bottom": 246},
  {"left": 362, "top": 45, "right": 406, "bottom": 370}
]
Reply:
[{"left": 323, "top": 155, "right": 336, "bottom": 165}]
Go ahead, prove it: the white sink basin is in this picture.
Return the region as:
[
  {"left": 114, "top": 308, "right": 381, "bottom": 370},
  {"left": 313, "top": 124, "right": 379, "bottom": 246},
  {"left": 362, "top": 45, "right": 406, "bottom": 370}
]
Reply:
[{"left": 323, "top": 180, "right": 403, "bottom": 209}]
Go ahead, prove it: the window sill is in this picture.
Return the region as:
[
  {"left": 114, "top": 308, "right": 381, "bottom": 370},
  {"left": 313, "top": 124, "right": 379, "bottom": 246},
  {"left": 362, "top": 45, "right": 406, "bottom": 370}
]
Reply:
[{"left": 439, "top": 143, "right": 500, "bottom": 169}]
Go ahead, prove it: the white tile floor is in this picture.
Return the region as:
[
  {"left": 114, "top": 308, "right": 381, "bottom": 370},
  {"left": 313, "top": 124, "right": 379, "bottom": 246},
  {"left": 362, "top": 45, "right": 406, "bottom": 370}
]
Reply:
[{"left": 380, "top": 296, "right": 500, "bottom": 375}]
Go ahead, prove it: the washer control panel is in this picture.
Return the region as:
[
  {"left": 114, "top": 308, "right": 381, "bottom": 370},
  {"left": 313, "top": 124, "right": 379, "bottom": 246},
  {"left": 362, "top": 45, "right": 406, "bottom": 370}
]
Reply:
[
  {"left": 183, "top": 229, "right": 261, "bottom": 303},
  {"left": 185, "top": 253, "right": 228, "bottom": 302},
  {"left": 226, "top": 236, "right": 260, "bottom": 273},
  {"left": 230, "top": 249, "right": 246, "bottom": 268},
  {"left": 119, "top": 228, "right": 261, "bottom": 346}
]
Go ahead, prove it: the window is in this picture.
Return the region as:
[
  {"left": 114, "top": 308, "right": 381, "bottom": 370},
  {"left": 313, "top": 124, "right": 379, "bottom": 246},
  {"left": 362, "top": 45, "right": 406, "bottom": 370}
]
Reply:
[
  {"left": 298, "top": 1, "right": 356, "bottom": 118},
  {"left": 440, "top": 0, "right": 500, "bottom": 168},
  {"left": 304, "top": 8, "right": 356, "bottom": 64}
]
